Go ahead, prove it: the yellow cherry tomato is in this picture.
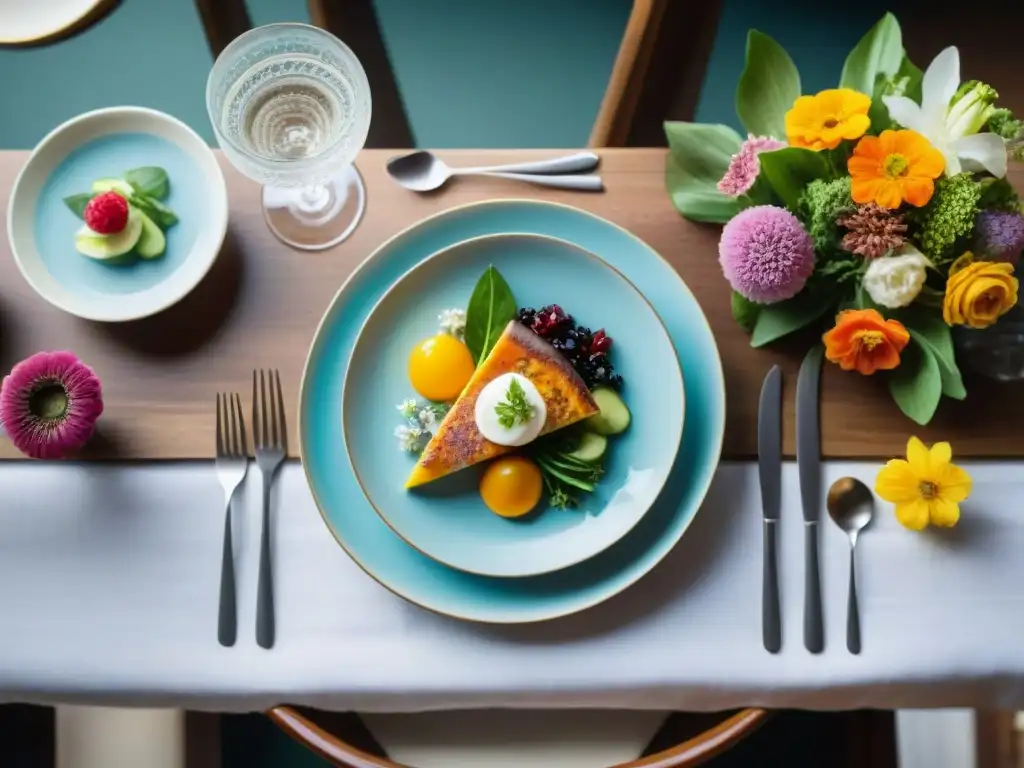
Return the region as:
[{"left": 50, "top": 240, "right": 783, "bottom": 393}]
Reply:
[
  {"left": 407, "top": 334, "right": 475, "bottom": 402},
  {"left": 479, "top": 456, "right": 543, "bottom": 518}
]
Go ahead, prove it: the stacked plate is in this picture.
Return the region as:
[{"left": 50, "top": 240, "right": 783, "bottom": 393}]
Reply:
[{"left": 299, "top": 201, "right": 725, "bottom": 623}]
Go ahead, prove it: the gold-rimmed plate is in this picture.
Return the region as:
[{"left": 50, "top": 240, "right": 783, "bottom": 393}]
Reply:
[
  {"left": 299, "top": 200, "right": 725, "bottom": 623},
  {"left": 342, "top": 233, "right": 684, "bottom": 578}
]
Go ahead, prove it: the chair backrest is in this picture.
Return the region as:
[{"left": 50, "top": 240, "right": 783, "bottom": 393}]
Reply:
[{"left": 268, "top": 706, "right": 769, "bottom": 768}]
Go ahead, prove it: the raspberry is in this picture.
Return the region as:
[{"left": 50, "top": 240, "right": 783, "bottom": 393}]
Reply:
[
  {"left": 84, "top": 192, "right": 129, "bottom": 234},
  {"left": 588, "top": 329, "right": 613, "bottom": 356}
]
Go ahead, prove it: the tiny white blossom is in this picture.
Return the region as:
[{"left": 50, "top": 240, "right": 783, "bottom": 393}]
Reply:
[
  {"left": 862, "top": 245, "right": 931, "bottom": 309},
  {"left": 438, "top": 308, "right": 467, "bottom": 339},
  {"left": 396, "top": 399, "right": 419, "bottom": 419},
  {"left": 418, "top": 408, "right": 440, "bottom": 435},
  {"left": 394, "top": 424, "right": 425, "bottom": 452}
]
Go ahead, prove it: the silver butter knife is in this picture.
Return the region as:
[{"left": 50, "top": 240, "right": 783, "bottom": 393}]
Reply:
[
  {"left": 758, "top": 366, "right": 782, "bottom": 653},
  {"left": 797, "top": 345, "right": 825, "bottom": 653}
]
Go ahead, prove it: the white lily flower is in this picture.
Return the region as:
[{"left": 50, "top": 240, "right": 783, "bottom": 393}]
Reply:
[{"left": 883, "top": 47, "right": 1007, "bottom": 178}]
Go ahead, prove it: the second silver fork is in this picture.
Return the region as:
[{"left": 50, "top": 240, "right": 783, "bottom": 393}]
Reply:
[{"left": 253, "top": 369, "right": 287, "bottom": 650}]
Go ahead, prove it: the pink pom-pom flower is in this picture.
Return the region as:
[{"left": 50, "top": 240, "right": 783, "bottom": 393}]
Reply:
[
  {"left": 717, "top": 135, "right": 786, "bottom": 197},
  {"left": 719, "top": 205, "right": 816, "bottom": 304},
  {"left": 0, "top": 351, "right": 103, "bottom": 459}
]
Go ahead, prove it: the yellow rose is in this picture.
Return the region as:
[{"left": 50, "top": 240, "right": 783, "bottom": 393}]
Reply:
[{"left": 942, "top": 259, "right": 1018, "bottom": 329}]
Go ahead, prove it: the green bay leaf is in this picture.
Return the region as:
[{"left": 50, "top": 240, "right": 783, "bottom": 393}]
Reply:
[{"left": 465, "top": 265, "right": 517, "bottom": 364}]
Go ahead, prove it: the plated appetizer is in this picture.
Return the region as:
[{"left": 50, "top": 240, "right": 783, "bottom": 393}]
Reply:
[
  {"left": 395, "top": 265, "right": 631, "bottom": 518},
  {"left": 63, "top": 166, "right": 179, "bottom": 262}
]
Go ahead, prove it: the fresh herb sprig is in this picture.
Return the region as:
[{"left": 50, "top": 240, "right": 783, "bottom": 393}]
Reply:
[{"left": 495, "top": 378, "right": 534, "bottom": 428}]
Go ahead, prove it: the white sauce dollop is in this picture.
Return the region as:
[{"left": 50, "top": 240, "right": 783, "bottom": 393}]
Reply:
[{"left": 474, "top": 372, "right": 547, "bottom": 447}]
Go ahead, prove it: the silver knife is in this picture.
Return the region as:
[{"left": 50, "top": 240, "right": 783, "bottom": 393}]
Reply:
[
  {"left": 797, "top": 345, "right": 825, "bottom": 653},
  {"left": 758, "top": 366, "right": 782, "bottom": 653}
]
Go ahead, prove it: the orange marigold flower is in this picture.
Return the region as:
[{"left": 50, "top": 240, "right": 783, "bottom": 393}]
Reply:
[
  {"left": 785, "top": 89, "right": 872, "bottom": 150},
  {"left": 822, "top": 309, "right": 910, "bottom": 375},
  {"left": 848, "top": 129, "right": 945, "bottom": 209}
]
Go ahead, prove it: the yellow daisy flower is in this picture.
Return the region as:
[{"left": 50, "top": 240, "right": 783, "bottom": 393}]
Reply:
[{"left": 875, "top": 437, "right": 972, "bottom": 530}]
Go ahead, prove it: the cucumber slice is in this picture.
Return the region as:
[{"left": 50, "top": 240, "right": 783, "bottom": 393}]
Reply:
[
  {"left": 566, "top": 431, "right": 608, "bottom": 464},
  {"left": 586, "top": 387, "right": 631, "bottom": 436},
  {"left": 135, "top": 210, "right": 166, "bottom": 258},
  {"left": 91, "top": 178, "right": 134, "bottom": 197},
  {"left": 74, "top": 209, "right": 143, "bottom": 260}
]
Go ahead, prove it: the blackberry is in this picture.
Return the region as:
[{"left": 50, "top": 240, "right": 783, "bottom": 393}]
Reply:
[
  {"left": 517, "top": 307, "right": 538, "bottom": 327},
  {"left": 516, "top": 305, "right": 624, "bottom": 390}
]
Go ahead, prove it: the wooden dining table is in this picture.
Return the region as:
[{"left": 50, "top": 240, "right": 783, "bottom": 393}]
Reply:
[{"left": 1, "top": 149, "right": 1022, "bottom": 463}]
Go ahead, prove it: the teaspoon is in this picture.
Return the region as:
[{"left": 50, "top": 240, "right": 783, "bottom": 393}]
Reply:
[
  {"left": 386, "top": 150, "right": 603, "bottom": 192},
  {"left": 826, "top": 477, "right": 875, "bottom": 654}
]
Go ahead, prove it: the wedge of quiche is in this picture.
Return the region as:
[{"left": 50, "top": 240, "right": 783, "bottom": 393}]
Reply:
[{"left": 406, "top": 320, "right": 599, "bottom": 488}]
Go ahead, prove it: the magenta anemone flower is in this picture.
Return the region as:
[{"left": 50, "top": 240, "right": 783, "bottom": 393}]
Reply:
[{"left": 0, "top": 351, "right": 103, "bottom": 459}]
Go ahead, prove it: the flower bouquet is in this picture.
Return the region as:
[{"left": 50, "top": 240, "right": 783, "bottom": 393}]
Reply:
[{"left": 665, "top": 12, "right": 1024, "bottom": 424}]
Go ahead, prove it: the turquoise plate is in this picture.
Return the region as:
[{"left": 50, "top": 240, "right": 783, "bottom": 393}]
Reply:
[
  {"left": 300, "top": 200, "right": 725, "bottom": 623},
  {"left": 344, "top": 234, "right": 684, "bottom": 577}
]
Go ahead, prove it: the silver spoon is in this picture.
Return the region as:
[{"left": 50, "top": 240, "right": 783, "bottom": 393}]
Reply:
[
  {"left": 826, "top": 477, "right": 875, "bottom": 654},
  {"left": 386, "top": 150, "right": 603, "bottom": 192}
]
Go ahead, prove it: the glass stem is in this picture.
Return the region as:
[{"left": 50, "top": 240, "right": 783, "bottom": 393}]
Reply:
[{"left": 297, "top": 184, "right": 331, "bottom": 214}]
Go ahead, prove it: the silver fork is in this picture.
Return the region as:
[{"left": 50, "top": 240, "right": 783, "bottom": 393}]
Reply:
[
  {"left": 253, "top": 369, "right": 287, "bottom": 649},
  {"left": 215, "top": 393, "right": 248, "bottom": 648}
]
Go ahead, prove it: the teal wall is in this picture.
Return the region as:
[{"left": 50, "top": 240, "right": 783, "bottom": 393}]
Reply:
[
  {"left": 0, "top": 0, "right": 628, "bottom": 150},
  {"left": 0, "top": 0, "right": 905, "bottom": 150}
]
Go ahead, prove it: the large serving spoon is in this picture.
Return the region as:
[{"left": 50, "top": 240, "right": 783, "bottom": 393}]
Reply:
[
  {"left": 386, "top": 150, "right": 603, "bottom": 192},
  {"left": 826, "top": 477, "right": 875, "bottom": 654}
]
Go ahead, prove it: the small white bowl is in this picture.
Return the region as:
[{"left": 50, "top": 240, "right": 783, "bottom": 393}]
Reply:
[{"left": 7, "top": 106, "right": 228, "bottom": 322}]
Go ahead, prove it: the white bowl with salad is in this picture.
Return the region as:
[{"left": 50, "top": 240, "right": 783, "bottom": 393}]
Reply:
[{"left": 7, "top": 106, "right": 228, "bottom": 322}]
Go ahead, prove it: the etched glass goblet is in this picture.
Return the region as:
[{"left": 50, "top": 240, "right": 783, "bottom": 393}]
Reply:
[{"left": 206, "top": 23, "right": 372, "bottom": 251}]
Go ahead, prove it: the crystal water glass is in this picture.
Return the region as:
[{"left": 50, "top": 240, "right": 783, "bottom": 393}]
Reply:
[{"left": 206, "top": 23, "right": 372, "bottom": 251}]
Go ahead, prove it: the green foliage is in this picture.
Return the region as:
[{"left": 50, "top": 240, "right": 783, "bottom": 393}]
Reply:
[
  {"left": 798, "top": 177, "right": 855, "bottom": 253},
  {"left": 735, "top": 30, "right": 800, "bottom": 140},
  {"left": 977, "top": 177, "right": 1021, "bottom": 214},
  {"left": 986, "top": 108, "right": 1023, "bottom": 140},
  {"left": 888, "top": 340, "right": 942, "bottom": 425},
  {"left": 731, "top": 291, "right": 761, "bottom": 332},
  {"left": 910, "top": 173, "right": 982, "bottom": 263},
  {"left": 757, "top": 147, "right": 830, "bottom": 211},
  {"left": 664, "top": 122, "right": 745, "bottom": 223},
  {"left": 839, "top": 13, "right": 904, "bottom": 96},
  {"left": 815, "top": 252, "right": 865, "bottom": 287},
  {"left": 750, "top": 290, "right": 836, "bottom": 347}
]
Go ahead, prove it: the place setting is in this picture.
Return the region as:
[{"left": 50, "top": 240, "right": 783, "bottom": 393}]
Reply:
[{"left": 0, "top": 11, "right": 1023, "bottom": 750}]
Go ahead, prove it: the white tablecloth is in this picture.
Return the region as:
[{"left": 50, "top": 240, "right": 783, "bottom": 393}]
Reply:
[{"left": 1, "top": 459, "right": 1021, "bottom": 713}]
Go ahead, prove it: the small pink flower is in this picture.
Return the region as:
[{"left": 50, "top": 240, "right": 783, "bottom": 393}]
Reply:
[
  {"left": 717, "top": 135, "right": 786, "bottom": 197},
  {"left": 0, "top": 351, "right": 103, "bottom": 459}
]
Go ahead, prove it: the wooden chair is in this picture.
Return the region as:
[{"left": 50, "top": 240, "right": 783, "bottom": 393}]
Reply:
[
  {"left": 307, "top": 0, "right": 721, "bottom": 148},
  {"left": 268, "top": 706, "right": 769, "bottom": 768}
]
